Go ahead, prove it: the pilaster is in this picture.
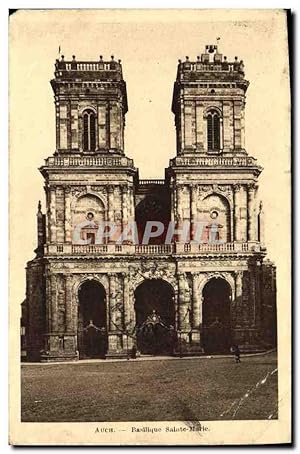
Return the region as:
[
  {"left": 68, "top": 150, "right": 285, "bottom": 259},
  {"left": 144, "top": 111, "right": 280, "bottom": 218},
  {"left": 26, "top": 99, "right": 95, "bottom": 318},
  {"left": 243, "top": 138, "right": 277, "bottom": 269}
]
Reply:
[
  {"left": 49, "top": 186, "right": 57, "bottom": 243},
  {"left": 247, "top": 183, "right": 257, "bottom": 241}
]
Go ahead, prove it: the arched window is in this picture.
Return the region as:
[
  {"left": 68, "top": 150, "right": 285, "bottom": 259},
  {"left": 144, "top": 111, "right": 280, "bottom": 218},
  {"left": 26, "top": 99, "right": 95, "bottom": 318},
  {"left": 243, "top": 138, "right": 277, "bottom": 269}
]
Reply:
[
  {"left": 207, "top": 109, "right": 220, "bottom": 151},
  {"left": 83, "top": 109, "right": 96, "bottom": 151}
]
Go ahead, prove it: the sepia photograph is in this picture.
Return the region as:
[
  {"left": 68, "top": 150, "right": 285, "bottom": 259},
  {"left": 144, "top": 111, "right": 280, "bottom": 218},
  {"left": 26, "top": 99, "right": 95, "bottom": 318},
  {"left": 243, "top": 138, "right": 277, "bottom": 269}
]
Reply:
[{"left": 9, "top": 8, "right": 291, "bottom": 445}]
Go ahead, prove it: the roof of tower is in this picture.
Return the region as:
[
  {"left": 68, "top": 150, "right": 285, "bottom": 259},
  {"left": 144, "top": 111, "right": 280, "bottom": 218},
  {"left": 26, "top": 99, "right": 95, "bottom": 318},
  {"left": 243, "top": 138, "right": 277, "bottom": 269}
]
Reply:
[
  {"left": 50, "top": 55, "right": 128, "bottom": 113},
  {"left": 53, "top": 55, "right": 124, "bottom": 82},
  {"left": 176, "top": 44, "right": 248, "bottom": 88}
]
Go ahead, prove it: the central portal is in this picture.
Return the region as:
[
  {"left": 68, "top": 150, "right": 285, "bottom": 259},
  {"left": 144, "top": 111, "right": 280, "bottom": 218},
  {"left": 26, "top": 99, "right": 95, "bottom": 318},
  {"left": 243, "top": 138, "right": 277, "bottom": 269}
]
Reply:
[
  {"left": 77, "top": 280, "right": 108, "bottom": 359},
  {"left": 134, "top": 279, "right": 175, "bottom": 355}
]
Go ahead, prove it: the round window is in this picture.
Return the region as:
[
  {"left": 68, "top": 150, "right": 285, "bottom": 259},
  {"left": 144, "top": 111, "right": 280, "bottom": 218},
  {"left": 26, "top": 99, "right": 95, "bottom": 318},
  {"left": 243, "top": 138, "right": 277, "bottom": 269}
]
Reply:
[{"left": 86, "top": 212, "right": 94, "bottom": 220}]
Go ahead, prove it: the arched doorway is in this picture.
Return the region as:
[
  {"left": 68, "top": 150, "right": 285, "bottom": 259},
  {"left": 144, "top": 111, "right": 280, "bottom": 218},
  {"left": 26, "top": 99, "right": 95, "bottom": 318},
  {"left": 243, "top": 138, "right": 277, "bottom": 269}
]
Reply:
[
  {"left": 202, "top": 278, "right": 231, "bottom": 354},
  {"left": 134, "top": 279, "right": 175, "bottom": 355},
  {"left": 77, "top": 280, "right": 108, "bottom": 359}
]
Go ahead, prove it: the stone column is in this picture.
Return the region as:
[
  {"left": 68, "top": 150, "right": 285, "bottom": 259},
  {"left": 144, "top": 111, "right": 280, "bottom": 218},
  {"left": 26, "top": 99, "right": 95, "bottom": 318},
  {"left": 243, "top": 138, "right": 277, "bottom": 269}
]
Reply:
[
  {"left": 121, "top": 184, "right": 128, "bottom": 231},
  {"left": 234, "top": 271, "right": 243, "bottom": 328},
  {"left": 50, "top": 274, "right": 58, "bottom": 332},
  {"left": 180, "top": 98, "right": 185, "bottom": 152},
  {"left": 249, "top": 269, "right": 257, "bottom": 327},
  {"left": 230, "top": 208, "right": 234, "bottom": 242},
  {"left": 71, "top": 103, "right": 79, "bottom": 150},
  {"left": 45, "top": 272, "right": 52, "bottom": 334},
  {"left": 233, "top": 184, "right": 240, "bottom": 241},
  {"left": 123, "top": 274, "right": 131, "bottom": 328},
  {"left": 63, "top": 274, "right": 77, "bottom": 356},
  {"left": 129, "top": 185, "right": 135, "bottom": 221},
  {"left": 64, "top": 187, "right": 72, "bottom": 243},
  {"left": 107, "top": 185, "right": 114, "bottom": 243},
  {"left": 109, "top": 273, "right": 117, "bottom": 331},
  {"left": 176, "top": 184, "right": 184, "bottom": 222},
  {"left": 241, "top": 102, "right": 246, "bottom": 150},
  {"left": 192, "top": 273, "right": 201, "bottom": 329},
  {"left": 170, "top": 181, "right": 175, "bottom": 222},
  {"left": 178, "top": 274, "right": 185, "bottom": 330},
  {"left": 123, "top": 274, "right": 134, "bottom": 350},
  {"left": 65, "top": 275, "right": 73, "bottom": 332},
  {"left": 220, "top": 117, "right": 224, "bottom": 150},
  {"left": 178, "top": 273, "right": 190, "bottom": 332},
  {"left": 175, "top": 185, "right": 185, "bottom": 244},
  {"left": 190, "top": 184, "right": 198, "bottom": 241},
  {"left": 49, "top": 186, "right": 57, "bottom": 243},
  {"left": 247, "top": 183, "right": 257, "bottom": 241},
  {"left": 107, "top": 185, "right": 114, "bottom": 222}
]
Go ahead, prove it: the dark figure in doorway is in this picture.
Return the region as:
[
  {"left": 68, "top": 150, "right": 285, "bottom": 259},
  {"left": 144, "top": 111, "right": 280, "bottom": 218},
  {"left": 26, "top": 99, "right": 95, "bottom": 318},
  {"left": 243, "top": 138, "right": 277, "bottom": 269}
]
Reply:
[{"left": 231, "top": 344, "right": 241, "bottom": 363}]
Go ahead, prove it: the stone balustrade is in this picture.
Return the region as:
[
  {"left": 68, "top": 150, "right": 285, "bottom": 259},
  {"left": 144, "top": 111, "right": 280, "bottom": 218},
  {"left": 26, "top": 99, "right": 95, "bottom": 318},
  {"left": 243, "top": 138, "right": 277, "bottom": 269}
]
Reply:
[
  {"left": 45, "top": 241, "right": 262, "bottom": 256},
  {"left": 43, "top": 156, "right": 134, "bottom": 168},
  {"left": 138, "top": 179, "right": 165, "bottom": 186},
  {"left": 170, "top": 155, "right": 259, "bottom": 167},
  {"left": 135, "top": 244, "right": 174, "bottom": 254},
  {"left": 176, "top": 241, "right": 261, "bottom": 253}
]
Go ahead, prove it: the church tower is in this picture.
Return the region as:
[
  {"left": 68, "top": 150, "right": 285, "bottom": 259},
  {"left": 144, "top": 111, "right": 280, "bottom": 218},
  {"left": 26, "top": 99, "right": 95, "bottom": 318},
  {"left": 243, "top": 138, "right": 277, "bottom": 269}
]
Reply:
[
  {"left": 166, "top": 44, "right": 274, "bottom": 351},
  {"left": 167, "top": 44, "right": 261, "bottom": 245},
  {"left": 172, "top": 44, "right": 248, "bottom": 156},
  {"left": 51, "top": 55, "right": 128, "bottom": 154},
  {"left": 26, "top": 55, "right": 137, "bottom": 361}
]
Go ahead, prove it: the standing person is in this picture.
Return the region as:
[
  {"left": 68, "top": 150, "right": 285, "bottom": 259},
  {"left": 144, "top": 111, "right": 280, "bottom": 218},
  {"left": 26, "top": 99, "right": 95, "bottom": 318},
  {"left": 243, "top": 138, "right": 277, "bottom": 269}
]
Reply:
[
  {"left": 231, "top": 344, "right": 241, "bottom": 363},
  {"left": 131, "top": 343, "right": 137, "bottom": 359}
]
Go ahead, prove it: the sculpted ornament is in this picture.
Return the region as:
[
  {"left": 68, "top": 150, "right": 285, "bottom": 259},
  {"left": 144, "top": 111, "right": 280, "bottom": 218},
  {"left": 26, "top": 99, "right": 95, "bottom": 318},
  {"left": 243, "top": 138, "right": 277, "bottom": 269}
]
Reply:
[
  {"left": 70, "top": 186, "right": 86, "bottom": 198},
  {"left": 198, "top": 185, "right": 212, "bottom": 193},
  {"left": 128, "top": 262, "right": 177, "bottom": 292},
  {"left": 91, "top": 185, "right": 107, "bottom": 195}
]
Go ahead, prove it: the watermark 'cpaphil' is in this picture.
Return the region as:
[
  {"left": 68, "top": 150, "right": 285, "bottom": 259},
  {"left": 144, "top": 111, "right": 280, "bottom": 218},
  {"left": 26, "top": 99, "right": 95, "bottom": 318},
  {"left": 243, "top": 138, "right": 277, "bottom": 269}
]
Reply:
[{"left": 72, "top": 220, "right": 225, "bottom": 245}]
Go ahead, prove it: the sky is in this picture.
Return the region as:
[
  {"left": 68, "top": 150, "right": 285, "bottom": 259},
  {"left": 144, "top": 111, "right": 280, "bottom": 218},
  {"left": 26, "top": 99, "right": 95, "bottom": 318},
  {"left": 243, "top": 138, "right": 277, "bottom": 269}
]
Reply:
[{"left": 10, "top": 9, "right": 290, "bottom": 309}]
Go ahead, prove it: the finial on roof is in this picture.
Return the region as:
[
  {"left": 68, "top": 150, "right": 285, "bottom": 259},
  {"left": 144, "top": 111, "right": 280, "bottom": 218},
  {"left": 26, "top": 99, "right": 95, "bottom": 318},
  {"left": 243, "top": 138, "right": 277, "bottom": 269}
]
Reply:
[
  {"left": 111, "top": 55, "right": 114, "bottom": 60},
  {"left": 235, "top": 56, "right": 238, "bottom": 60},
  {"left": 61, "top": 55, "right": 64, "bottom": 60},
  {"left": 72, "top": 55, "right": 76, "bottom": 60},
  {"left": 178, "top": 59, "right": 182, "bottom": 63},
  {"left": 197, "top": 55, "right": 200, "bottom": 60},
  {"left": 99, "top": 55, "right": 103, "bottom": 60},
  {"left": 118, "top": 59, "right": 121, "bottom": 63},
  {"left": 185, "top": 56, "right": 189, "bottom": 61}
]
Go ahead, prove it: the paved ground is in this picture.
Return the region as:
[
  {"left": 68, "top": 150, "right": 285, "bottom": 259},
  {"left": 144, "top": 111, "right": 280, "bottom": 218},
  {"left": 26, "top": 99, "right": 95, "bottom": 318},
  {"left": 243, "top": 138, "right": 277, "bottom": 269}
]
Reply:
[{"left": 21, "top": 352, "right": 278, "bottom": 422}]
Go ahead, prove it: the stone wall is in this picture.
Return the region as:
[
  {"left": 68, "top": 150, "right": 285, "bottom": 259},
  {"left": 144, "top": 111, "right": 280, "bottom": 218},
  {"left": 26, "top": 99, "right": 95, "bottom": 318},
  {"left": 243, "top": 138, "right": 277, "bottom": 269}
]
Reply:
[
  {"left": 24, "top": 254, "right": 275, "bottom": 361},
  {"left": 25, "top": 259, "right": 46, "bottom": 361}
]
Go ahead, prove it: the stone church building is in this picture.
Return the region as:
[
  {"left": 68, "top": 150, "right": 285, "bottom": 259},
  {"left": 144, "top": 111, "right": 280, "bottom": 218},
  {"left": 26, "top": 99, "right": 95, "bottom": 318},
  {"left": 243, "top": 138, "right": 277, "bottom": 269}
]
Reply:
[{"left": 24, "top": 45, "right": 277, "bottom": 361}]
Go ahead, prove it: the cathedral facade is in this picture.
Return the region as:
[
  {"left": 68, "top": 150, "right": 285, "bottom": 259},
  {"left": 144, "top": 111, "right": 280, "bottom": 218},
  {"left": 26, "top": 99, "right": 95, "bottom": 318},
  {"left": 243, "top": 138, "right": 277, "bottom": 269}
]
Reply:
[{"left": 24, "top": 45, "right": 277, "bottom": 362}]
